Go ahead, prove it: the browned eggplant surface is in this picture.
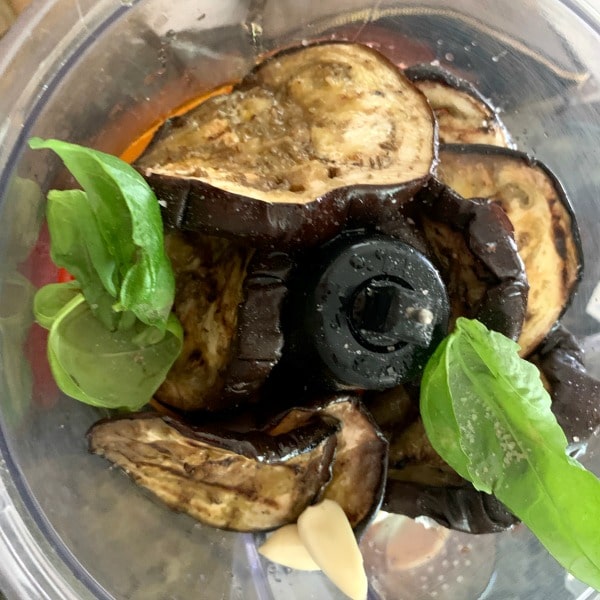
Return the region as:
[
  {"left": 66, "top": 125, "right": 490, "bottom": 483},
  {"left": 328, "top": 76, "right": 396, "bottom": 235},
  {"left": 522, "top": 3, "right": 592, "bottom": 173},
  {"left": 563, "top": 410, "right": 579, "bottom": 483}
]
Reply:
[
  {"left": 155, "top": 233, "right": 251, "bottom": 411},
  {"left": 405, "top": 64, "right": 514, "bottom": 147},
  {"left": 318, "top": 398, "right": 388, "bottom": 531},
  {"left": 137, "top": 42, "right": 437, "bottom": 247},
  {"left": 88, "top": 412, "right": 339, "bottom": 531},
  {"left": 267, "top": 396, "right": 388, "bottom": 533},
  {"left": 389, "top": 182, "right": 529, "bottom": 342},
  {"left": 157, "top": 234, "right": 291, "bottom": 412},
  {"left": 437, "top": 144, "right": 583, "bottom": 355}
]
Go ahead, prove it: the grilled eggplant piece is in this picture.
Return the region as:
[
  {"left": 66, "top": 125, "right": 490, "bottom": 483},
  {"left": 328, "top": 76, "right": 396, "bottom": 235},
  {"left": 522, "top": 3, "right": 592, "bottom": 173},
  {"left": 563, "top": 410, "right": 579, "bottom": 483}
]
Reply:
[
  {"left": 320, "top": 398, "right": 388, "bottom": 532},
  {"left": 531, "top": 326, "right": 600, "bottom": 443},
  {"left": 268, "top": 396, "right": 388, "bottom": 533},
  {"left": 382, "top": 479, "right": 517, "bottom": 534},
  {"left": 137, "top": 42, "right": 437, "bottom": 248},
  {"left": 367, "top": 384, "right": 518, "bottom": 533},
  {"left": 405, "top": 182, "right": 529, "bottom": 341},
  {"left": 405, "top": 64, "right": 514, "bottom": 148},
  {"left": 88, "top": 412, "right": 339, "bottom": 532},
  {"left": 157, "top": 233, "right": 290, "bottom": 412},
  {"left": 221, "top": 251, "right": 293, "bottom": 402},
  {"left": 437, "top": 144, "right": 583, "bottom": 355}
]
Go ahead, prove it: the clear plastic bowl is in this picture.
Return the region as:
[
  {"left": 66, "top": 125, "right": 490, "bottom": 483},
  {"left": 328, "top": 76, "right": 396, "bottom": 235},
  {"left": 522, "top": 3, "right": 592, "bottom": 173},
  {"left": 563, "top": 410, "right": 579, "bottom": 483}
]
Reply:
[{"left": 1, "top": 1, "right": 600, "bottom": 598}]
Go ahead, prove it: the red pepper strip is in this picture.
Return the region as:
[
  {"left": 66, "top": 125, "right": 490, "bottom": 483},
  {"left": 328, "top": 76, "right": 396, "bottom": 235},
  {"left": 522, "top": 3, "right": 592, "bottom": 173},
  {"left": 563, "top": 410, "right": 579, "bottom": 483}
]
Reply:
[{"left": 57, "top": 268, "right": 75, "bottom": 283}]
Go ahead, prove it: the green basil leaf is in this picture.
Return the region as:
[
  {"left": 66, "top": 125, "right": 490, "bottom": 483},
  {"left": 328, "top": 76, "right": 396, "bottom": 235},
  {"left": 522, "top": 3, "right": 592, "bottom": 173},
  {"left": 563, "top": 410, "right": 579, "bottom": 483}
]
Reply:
[
  {"left": 47, "top": 293, "right": 183, "bottom": 410},
  {"left": 46, "top": 189, "right": 118, "bottom": 299},
  {"left": 421, "top": 317, "right": 600, "bottom": 590},
  {"left": 28, "top": 137, "right": 174, "bottom": 329},
  {"left": 33, "top": 281, "right": 81, "bottom": 329}
]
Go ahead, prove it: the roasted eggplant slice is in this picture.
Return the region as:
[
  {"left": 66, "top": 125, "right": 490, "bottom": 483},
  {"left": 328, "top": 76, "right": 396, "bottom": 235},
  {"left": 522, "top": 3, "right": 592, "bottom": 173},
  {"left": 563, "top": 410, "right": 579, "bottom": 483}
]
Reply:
[
  {"left": 137, "top": 42, "right": 437, "bottom": 248},
  {"left": 157, "top": 233, "right": 290, "bottom": 412},
  {"left": 401, "top": 182, "right": 529, "bottom": 341},
  {"left": 437, "top": 144, "right": 583, "bottom": 355},
  {"left": 319, "top": 398, "right": 388, "bottom": 532},
  {"left": 405, "top": 64, "right": 514, "bottom": 148},
  {"left": 221, "top": 251, "right": 293, "bottom": 402},
  {"left": 88, "top": 412, "right": 338, "bottom": 532},
  {"left": 531, "top": 325, "right": 600, "bottom": 443},
  {"left": 268, "top": 396, "right": 388, "bottom": 533},
  {"left": 382, "top": 479, "right": 517, "bottom": 534},
  {"left": 367, "top": 384, "right": 518, "bottom": 534}
]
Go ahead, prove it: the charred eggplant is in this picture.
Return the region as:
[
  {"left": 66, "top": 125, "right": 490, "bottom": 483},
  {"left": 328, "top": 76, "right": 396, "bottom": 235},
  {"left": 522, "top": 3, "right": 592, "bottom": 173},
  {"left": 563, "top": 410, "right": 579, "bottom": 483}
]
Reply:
[
  {"left": 268, "top": 396, "right": 388, "bottom": 533},
  {"left": 137, "top": 42, "right": 437, "bottom": 248},
  {"left": 531, "top": 325, "right": 600, "bottom": 443},
  {"left": 405, "top": 64, "right": 514, "bottom": 148},
  {"left": 157, "top": 233, "right": 290, "bottom": 412},
  {"left": 88, "top": 412, "right": 339, "bottom": 532},
  {"left": 318, "top": 397, "right": 388, "bottom": 532},
  {"left": 395, "top": 182, "right": 529, "bottom": 341},
  {"left": 437, "top": 144, "right": 583, "bottom": 355},
  {"left": 75, "top": 38, "right": 597, "bottom": 553}
]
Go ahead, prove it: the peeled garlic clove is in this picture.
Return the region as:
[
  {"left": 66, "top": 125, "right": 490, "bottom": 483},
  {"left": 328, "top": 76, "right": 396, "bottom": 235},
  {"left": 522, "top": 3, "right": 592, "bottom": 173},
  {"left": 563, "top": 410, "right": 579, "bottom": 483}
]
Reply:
[
  {"left": 297, "top": 499, "right": 368, "bottom": 600},
  {"left": 258, "top": 524, "right": 320, "bottom": 571}
]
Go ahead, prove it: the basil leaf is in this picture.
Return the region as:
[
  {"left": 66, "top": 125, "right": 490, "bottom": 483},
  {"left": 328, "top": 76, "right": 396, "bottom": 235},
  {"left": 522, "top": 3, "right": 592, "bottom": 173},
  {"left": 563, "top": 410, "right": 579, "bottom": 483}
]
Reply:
[
  {"left": 421, "top": 317, "right": 600, "bottom": 590},
  {"left": 47, "top": 293, "right": 182, "bottom": 410},
  {"left": 46, "top": 189, "right": 118, "bottom": 299},
  {"left": 28, "top": 137, "right": 174, "bottom": 329},
  {"left": 33, "top": 281, "right": 81, "bottom": 329}
]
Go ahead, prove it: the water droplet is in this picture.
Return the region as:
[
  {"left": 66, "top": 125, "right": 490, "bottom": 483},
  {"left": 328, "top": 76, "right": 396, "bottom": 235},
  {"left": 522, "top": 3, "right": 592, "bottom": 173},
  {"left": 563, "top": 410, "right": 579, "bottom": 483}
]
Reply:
[
  {"left": 350, "top": 255, "right": 365, "bottom": 269},
  {"left": 444, "top": 52, "right": 455, "bottom": 62}
]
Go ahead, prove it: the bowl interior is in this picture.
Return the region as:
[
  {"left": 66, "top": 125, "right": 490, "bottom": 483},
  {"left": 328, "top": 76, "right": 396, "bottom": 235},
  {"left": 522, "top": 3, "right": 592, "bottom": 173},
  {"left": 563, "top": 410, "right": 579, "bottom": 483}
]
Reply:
[{"left": 1, "top": 1, "right": 600, "bottom": 598}]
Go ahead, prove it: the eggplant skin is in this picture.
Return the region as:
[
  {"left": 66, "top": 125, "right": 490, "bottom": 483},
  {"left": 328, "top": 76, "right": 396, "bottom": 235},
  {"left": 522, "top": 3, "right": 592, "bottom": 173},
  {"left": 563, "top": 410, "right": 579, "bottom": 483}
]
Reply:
[
  {"left": 155, "top": 233, "right": 252, "bottom": 412},
  {"left": 383, "top": 478, "right": 517, "bottom": 534},
  {"left": 414, "top": 181, "right": 529, "bottom": 342},
  {"left": 137, "top": 42, "right": 437, "bottom": 248},
  {"left": 157, "top": 235, "right": 291, "bottom": 412},
  {"left": 437, "top": 144, "right": 583, "bottom": 355},
  {"left": 368, "top": 384, "right": 518, "bottom": 535},
  {"left": 266, "top": 396, "right": 388, "bottom": 535},
  {"left": 221, "top": 251, "right": 294, "bottom": 402},
  {"left": 87, "top": 412, "right": 338, "bottom": 532},
  {"left": 531, "top": 326, "right": 600, "bottom": 443},
  {"left": 405, "top": 63, "right": 514, "bottom": 148}
]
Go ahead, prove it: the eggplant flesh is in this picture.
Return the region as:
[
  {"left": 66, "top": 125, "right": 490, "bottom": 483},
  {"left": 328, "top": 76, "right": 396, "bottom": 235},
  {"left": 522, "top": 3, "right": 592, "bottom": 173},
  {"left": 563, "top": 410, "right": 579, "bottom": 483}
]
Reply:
[
  {"left": 437, "top": 144, "right": 583, "bottom": 355},
  {"left": 409, "top": 182, "right": 529, "bottom": 341},
  {"left": 156, "top": 233, "right": 251, "bottom": 411},
  {"left": 88, "top": 412, "right": 339, "bottom": 532},
  {"left": 267, "top": 396, "right": 388, "bottom": 533},
  {"left": 156, "top": 233, "right": 252, "bottom": 411},
  {"left": 139, "top": 43, "right": 435, "bottom": 204},
  {"left": 319, "top": 398, "right": 388, "bottom": 532},
  {"left": 157, "top": 235, "right": 292, "bottom": 412},
  {"left": 137, "top": 43, "right": 436, "bottom": 248},
  {"left": 405, "top": 64, "right": 514, "bottom": 148}
]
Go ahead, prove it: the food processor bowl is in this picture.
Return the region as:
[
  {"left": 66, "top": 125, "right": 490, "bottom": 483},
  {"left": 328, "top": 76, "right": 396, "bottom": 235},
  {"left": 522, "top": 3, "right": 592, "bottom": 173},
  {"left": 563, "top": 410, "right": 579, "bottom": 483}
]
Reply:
[{"left": 1, "top": 0, "right": 600, "bottom": 598}]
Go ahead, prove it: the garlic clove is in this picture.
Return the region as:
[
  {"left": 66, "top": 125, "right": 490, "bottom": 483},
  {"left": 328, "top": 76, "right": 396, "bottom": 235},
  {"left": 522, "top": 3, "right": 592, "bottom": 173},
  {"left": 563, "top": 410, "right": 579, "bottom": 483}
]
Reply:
[
  {"left": 258, "top": 524, "right": 321, "bottom": 571},
  {"left": 297, "top": 499, "right": 368, "bottom": 600}
]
